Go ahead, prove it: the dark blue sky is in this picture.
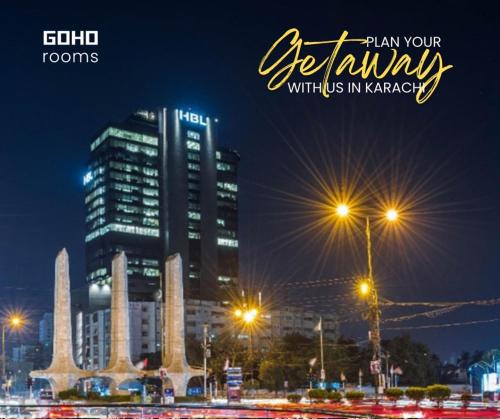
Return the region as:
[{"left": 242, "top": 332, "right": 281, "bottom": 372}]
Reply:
[{"left": 0, "top": 1, "right": 499, "bottom": 359}]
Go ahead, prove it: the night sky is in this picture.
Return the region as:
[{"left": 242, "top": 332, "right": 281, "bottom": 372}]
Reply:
[{"left": 0, "top": 1, "right": 499, "bottom": 360}]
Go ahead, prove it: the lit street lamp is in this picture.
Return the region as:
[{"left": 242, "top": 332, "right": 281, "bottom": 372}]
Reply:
[
  {"left": 2, "top": 314, "right": 26, "bottom": 382},
  {"left": 335, "top": 203, "right": 399, "bottom": 393},
  {"left": 234, "top": 306, "right": 259, "bottom": 356},
  {"left": 233, "top": 303, "right": 260, "bottom": 385}
]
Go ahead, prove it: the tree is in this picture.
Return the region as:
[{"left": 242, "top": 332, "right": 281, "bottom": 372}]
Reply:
[
  {"left": 457, "top": 351, "right": 471, "bottom": 369},
  {"left": 405, "top": 387, "right": 426, "bottom": 406},
  {"left": 345, "top": 390, "right": 364, "bottom": 402},
  {"left": 259, "top": 359, "right": 285, "bottom": 394},
  {"left": 209, "top": 331, "right": 247, "bottom": 385},
  {"left": 287, "top": 394, "right": 302, "bottom": 403},
  {"left": 461, "top": 392, "right": 472, "bottom": 408},
  {"left": 323, "top": 336, "right": 367, "bottom": 383},
  {"left": 308, "top": 388, "right": 328, "bottom": 403},
  {"left": 328, "top": 391, "right": 342, "bottom": 403},
  {"left": 471, "top": 350, "right": 484, "bottom": 364},
  {"left": 384, "top": 387, "right": 404, "bottom": 406},
  {"left": 427, "top": 384, "right": 451, "bottom": 408},
  {"left": 186, "top": 335, "right": 203, "bottom": 366},
  {"left": 259, "top": 334, "right": 315, "bottom": 390},
  {"left": 382, "top": 335, "right": 441, "bottom": 386}
]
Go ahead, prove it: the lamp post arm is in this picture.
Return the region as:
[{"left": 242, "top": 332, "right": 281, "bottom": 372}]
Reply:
[{"left": 2, "top": 325, "right": 5, "bottom": 381}]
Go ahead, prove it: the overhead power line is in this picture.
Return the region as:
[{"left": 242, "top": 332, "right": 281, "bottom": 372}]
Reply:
[
  {"left": 383, "top": 318, "right": 500, "bottom": 330},
  {"left": 286, "top": 277, "right": 357, "bottom": 288},
  {"left": 382, "top": 306, "right": 460, "bottom": 323},
  {"left": 381, "top": 298, "right": 500, "bottom": 308}
]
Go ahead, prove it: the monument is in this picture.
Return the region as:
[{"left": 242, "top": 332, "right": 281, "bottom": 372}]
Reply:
[
  {"left": 161, "top": 253, "right": 203, "bottom": 396},
  {"left": 31, "top": 250, "right": 200, "bottom": 397},
  {"left": 96, "top": 252, "right": 143, "bottom": 392},
  {"left": 31, "top": 249, "right": 90, "bottom": 394}
]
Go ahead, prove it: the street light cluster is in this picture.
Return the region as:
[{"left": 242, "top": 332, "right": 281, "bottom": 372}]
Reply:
[
  {"left": 335, "top": 203, "right": 399, "bottom": 223},
  {"left": 234, "top": 307, "right": 259, "bottom": 325},
  {"left": 333, "top": 201, "right": 403, "bottom": 394}
]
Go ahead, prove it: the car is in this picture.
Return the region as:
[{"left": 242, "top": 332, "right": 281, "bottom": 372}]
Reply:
[{"left": 46, "top": 406, "right": 78, "bottom": 418}]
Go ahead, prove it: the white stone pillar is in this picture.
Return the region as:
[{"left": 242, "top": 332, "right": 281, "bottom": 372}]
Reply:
[
  {"left": 49, "top": 248, "right": 79, "bottom": 371},
  {"left": 161, "top": 254, "right": 204, "bottom": 396},
  {"left": 106, "top": 252, "right": 136, "bottom": 372},
  {"left": 163, "top": 253, "right": 189, "bottom": 371},
  {"left": 30, "top": 249, "right": 89, "bottom": 395}
]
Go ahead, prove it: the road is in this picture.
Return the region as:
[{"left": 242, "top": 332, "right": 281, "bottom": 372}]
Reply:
[{"left": 2, "top": 400, "right": 500, "bottom": 418}]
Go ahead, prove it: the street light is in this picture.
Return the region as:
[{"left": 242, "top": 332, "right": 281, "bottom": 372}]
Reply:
[
  {"left": 243, "top": 309, "right": 258, "bottom": 324},
  {"left": 385, "top": 209, "right": 398, "bottom": 222},
  {"left": 233, "top": 307, "right": 259, "bottom": 353},
  {"left": 2, "top": 313, "right": 26, "bottom": 382},
  {"left": 334, "top": 203, "right": 400, "bottom": 393},
  {"left": 336, "top": 204, "right": 349, "bottom": 218},
  {"left": 233, "top": 305, "right": 260, "bottom": 385},
  {"left": 358, "top": 280, "right": 371, "bottom": 297}
]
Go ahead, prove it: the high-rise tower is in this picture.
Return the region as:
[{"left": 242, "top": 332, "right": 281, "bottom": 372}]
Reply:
[{"left": 84, "top": 108, "right": 239, "bottom": 304}]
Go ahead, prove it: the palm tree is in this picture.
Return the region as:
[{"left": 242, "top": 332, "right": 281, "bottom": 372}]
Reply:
[{"left": 457, "top": 351, "right": 471, "bottom": 369}]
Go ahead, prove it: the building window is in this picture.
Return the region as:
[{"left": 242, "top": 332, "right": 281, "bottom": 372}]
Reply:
[
  {"left": 187, "top": 140, "right": 200, "bottom": 151},
  {"left": 188, "top": 231, "right": 201, "bottom": 240},
  {"left": 91, "top": 127, "right": 158, "bottom": 151},
  {"left": 187, "top": 130, "right": 200, "bottom": 140},
  {"left": 188, "top": 162, "right": 200, "bottom": 172},
  {"left": 217, "top": 238, "right": 238, "bottom": 247},
  {"left": 216, "top": 162, "right": 235, "bottom": 172},
  {"left": 188, "top": 211, "right": 201, "bottom": 220},
  {"left": 217, "top": 182, "right": 238, "bottom": 192}
]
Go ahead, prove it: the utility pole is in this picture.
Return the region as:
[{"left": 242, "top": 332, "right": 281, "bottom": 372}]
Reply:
[
  {"left": 1, "top": 325, "right": 5, "bottom": 381},
  {"left": 385, "top": 352, "right": 390, "bottom": 388},
  {"left": 319, "top": 317, "right": 325, "bottom": 386},
  {"left": 365, "top": 217, "right": 383, "bottom": 395},
  {"left": 203, "top": 323, "right": 208, "bottom": 399},
  {"left": 335, "top": 205, "right": 399, "bottom": 396}
]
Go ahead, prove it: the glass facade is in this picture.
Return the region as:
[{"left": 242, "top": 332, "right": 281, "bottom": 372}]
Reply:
[
  {"left": 85, "top": 113, "right": 161, "bottom": 302},
  {"left": 85, "top": 108, "right": 239, "bottom": 303},
  {"left": 215, "top": 148, "right": 239, "bottom": 291}
]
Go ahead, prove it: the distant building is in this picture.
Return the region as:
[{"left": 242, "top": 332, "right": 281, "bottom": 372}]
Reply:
[
  {"left": 469, "top": 353, "right": 500, "bottom": 394},
  {"left": 10, "top": 344, "right": 46, "bottom": 384},
  {"left": 75, "top": 302, "right": 160, "bottom": 370},
  {"left": 75, "top": 299, "right": 337, "bottom": 369},
  {"left": 84, "top": 108, "right": 239, "bottom": 303},
  {"left": 12, "top": 344, "right": 37, "bottom": 363},
  {"left": 38, "top": 312, "right": 53, "bottom": 347},
  {"left": 6, "top": 360, "right": 34, "bottom": 393},
  {"left": 259, "top": 306, "right": 337, "bottom": 345}
]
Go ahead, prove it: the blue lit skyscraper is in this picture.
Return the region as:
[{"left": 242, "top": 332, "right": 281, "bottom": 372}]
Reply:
[{"left": 84, "top": 108, "right": 239, "bottom": 304}]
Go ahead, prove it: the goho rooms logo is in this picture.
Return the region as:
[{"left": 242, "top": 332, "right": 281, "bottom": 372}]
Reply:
[{"left": 42, "top": 30, "right": 99, "bottom": 64}]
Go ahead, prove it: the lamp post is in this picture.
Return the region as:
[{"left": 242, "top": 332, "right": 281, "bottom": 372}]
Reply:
[
  {"left": 234, "top": 306, "right": 259, "bottom": 385},
  {"left": 2, "top": 315, "right": 25, "bottom": 382},
  {"left": 336, "top": 204, "right": 399, "bottom": 394},
  {"left": 203, "top": 323, "right": 208, "bottom": 399},
  {"left": 1, "top": 325, "right": 5, "bottom": 381},
  {"left": 365, "top": 216, "right": 383, "bottom": 394}
]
